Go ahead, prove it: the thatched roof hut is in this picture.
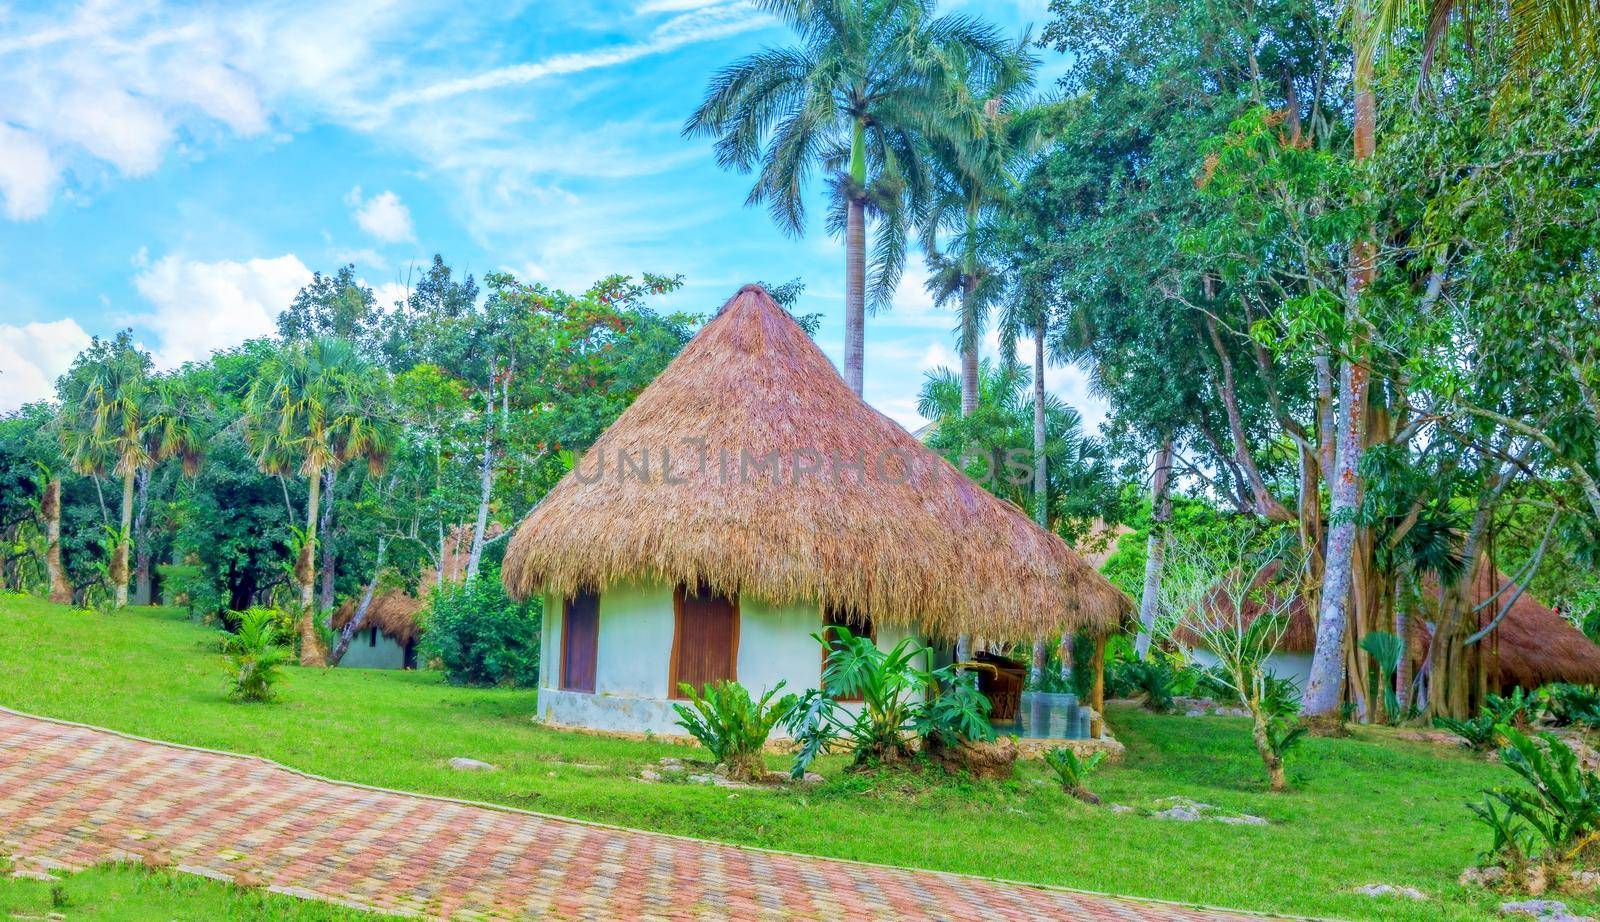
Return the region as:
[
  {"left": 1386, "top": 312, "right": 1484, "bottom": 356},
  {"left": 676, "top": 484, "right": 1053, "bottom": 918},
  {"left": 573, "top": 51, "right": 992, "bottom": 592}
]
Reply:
[
  {"left": 504, "top": 284, "right": 1128, "bottom": 639},
  {"left": 332, "top": 592, "right": 424, "bottom": 647},
  {"left": 1175, "top": 562, "right": 1600, "bottom": 690}
]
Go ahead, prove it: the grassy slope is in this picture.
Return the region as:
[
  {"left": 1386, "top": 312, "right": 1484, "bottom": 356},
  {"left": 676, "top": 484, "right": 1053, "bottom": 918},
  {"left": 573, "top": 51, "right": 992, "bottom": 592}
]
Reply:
[
  {"left": 0, "top": 861, "right": 381, "bottom": 920},
  {"left": 0, "top": 595, "right": 1570, "bottom": 920}
]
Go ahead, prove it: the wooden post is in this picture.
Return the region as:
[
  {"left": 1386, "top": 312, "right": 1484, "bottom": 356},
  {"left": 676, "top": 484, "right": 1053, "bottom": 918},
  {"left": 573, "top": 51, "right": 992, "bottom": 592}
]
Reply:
[{"left": 1090, "top": 632, "right": 1106, "bottom": 738}]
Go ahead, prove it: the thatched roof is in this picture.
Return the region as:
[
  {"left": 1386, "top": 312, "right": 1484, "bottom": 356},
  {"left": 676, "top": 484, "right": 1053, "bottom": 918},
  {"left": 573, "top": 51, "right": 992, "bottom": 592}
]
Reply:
[
  {"left": 503, "top": 285, "right": 1129, "bottom": 638},
  {"left": 1174, "top": 562, "right": 1600, "bottom": 689},
  {"left": 332, "top": 592, "right": 424, "bottom": 646}
]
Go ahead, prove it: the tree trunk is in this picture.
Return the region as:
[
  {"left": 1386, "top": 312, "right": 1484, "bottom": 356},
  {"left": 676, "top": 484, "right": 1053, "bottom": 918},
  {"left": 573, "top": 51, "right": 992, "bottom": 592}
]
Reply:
[
  {"left": 317, "top": 468, "right": 338, "bottom": 612},
  {"left": 1204, "top": 314, "right": 1294, "bottom": 522},
  {"left": 111, "top": 467, "right": 135, "bottom": 608},
  {"left": 1251, "top": 708, "right": 1288, "bottom": 792},
  {"left": 1135, "top": 439, "right": 1174, "bottom": 660},
  {"left": 466, "top": 394, "right": 495, "bottom": 581},
  {"left": 844, "top": 196, "right": 866, "bottom": 398},
  {"left": 297, "top": 468, "right": 326, "bottom": 667},
  {"left": 132, "top": 469, "right": 153, "bottom": 605},
  {"left": 960, "top": 275, "right": 980, "bottom": 416},
  {"left": 1303, "top": 33, "right": 1377, "bottom": 719},
  {"left": 1031, "top": 330, "right": 1049, "bottom": 686},
  {"left": 330, "top": 535, "right": 387, "bottom": 666},
  {"left": 43, "top": 477, "right": 71, "bottom": 604}
]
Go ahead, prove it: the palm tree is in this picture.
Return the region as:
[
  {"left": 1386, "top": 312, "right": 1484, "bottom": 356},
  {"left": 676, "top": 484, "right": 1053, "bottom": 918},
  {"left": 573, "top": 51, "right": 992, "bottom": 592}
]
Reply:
[
  {"left": 57, "top": 333, "right": 154, "bottom": 609},
  {"left": 920, "top": 42, "right": 1041, "bottom": 415},
  {"left": 1365, "top": 0, "right": 1597, "bottom": 92},
  {"left": 684, "top": 0, "right": 1015, "bottom": 397},
  {"left": 244, "top": 337, "right": 392, "bottom": 666}
]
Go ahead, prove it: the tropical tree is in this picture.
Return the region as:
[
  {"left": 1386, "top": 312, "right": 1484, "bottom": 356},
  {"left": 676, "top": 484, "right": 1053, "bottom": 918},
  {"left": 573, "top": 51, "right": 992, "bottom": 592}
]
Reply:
[
  {"left": 683, "top": 0, "right": 1016, "bottom": 396},
  {"left": 56, "top": 333, "right": 201, "bottom": 608},
  {"left": 919, "top": 40, "right": 1040, "bottom": 414},
  {"left": 243, "top": 336, "right": 393, "bottom": 665}
]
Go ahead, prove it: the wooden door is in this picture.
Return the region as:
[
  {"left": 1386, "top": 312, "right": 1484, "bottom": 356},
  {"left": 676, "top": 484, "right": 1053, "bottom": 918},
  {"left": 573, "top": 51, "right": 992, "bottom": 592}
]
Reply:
[
  {"left": 561, "top": 591, "right": 600, "bottom": 692},
  {"left": 670, "top": 584, "right": 738, "bottom": 697}
]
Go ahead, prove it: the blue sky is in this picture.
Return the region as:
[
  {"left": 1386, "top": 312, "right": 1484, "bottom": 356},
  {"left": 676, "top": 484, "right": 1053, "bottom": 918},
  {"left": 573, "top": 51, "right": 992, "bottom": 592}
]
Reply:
[{"left": 0, "top": 0, "right": 1104, "bottom": 430}]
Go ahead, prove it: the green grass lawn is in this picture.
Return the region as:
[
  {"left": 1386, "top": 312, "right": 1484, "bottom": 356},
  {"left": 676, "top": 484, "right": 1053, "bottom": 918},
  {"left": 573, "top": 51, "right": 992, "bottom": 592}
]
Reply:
[
  {"left": 0, "top": 594, "right": 1569, "bottom": 920},
  {"left": 0, "top": 861, "right": 382, "bottom": 920}
]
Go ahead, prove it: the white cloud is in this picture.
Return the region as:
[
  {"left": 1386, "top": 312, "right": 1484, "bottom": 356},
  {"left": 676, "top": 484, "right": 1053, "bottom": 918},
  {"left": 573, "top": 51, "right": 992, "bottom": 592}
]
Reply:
[
  {"left": 131, "top": 253, "right": 312, "bottom": 367},
  {"left": 386, "top": 3, "right": 768, "bottom": 109},
  {"left": 0, "top": 124, "right": 60, "bottom": 220},
  {"left": 345, "top": 186, "right": 416, "bottom": 243},
  {"left": 0, "top": 318, "right": 91, "bottom": 411}
]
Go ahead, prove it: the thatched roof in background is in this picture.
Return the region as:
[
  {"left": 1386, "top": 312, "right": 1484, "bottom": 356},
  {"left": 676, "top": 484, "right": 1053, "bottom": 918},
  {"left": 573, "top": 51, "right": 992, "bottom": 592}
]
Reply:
[
  {"left": 1174, "top": 562, "right": 1600, "bottom": 689},
  {"left": 332, "top": 592, "right": 424, "bottom": 646},
  {"left": 503, "top": 285, "right": 1130, "bottom": 638}
]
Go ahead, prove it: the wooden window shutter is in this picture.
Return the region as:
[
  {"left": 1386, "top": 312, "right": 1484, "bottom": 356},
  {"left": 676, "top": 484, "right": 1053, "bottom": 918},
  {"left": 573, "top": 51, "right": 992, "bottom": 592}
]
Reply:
[
  {"left": 669, "top": 584, "right": 739, "bottom": 697},
  {"left": 561, "top": 591, "right": 600, "bottom": 693}
]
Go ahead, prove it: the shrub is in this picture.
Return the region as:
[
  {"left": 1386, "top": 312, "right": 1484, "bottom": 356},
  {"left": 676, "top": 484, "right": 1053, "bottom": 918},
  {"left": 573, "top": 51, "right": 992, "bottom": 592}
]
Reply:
[
  {"left": 672, "top": 680, "right": 797, "bottom": 782},
  {"left": 1068, "top": 631, "right": 1098, "bottom": 699},
  {"left": 1044, "top": 746, "right": 1108, "bottom": 804},
  {"left": 1433, "top": 714, "right": 1503, "bottom": 752},
  {"left": 1486, "top": 688, "right": 1537, "bottom": 732},
  {"left": 1543, "top": 684, "right": 1600, "bottom": 728},
  {"left": 1359, "top": 630, "right": 1404, "bottom": 723},
  {"left": 784, "top": 627, "right": 995, "bottom": 778},
  {"left": 418, "top": 572, "right": 541, "bottom": 687},
  {"left": 1112, "top": 660, "right": 1177, "bottom": 712},
  {"left": 222, "top": 607, "right": 288, "bottom": 702},
  {"left": 1471, "top": 727, "right": 1600, "bottom": 883}
]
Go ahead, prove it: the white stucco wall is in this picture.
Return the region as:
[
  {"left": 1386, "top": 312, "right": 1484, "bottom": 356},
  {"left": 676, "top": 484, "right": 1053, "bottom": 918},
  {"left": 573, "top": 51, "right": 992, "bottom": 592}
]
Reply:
[
  {"left": 337, "top": 627, "right": 408, "bottom": 669},
  {"left": 538, "top": 582, "right": 924, "bottom": 736},
  {"left": 1189, "top": 649, "right": 1314, "bottom": 699}
]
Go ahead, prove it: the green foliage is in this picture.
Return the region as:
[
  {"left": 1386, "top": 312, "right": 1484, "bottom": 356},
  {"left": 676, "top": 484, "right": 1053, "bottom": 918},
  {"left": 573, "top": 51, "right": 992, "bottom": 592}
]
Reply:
[
  {"left": 1543, "top": 684, "right": 1600, "bottom": 729},
  {"left": 1486, "top": 689, "right": 1537, "bottom": 733},
  {"left": 221, "top": 607, "right": 287, "bottom": 702},
  {"left": 1434, "top": 715, "right": 1504, "bottom": 753},
  {"left": 783, "top": 627, "right": 994, "bottom": 778},
  {"left": 1360, "top": 631, "right": 1404, "bottom": 723},
  {"left": 418, "top": 573, "right": 540, "bottom": 687},
  {"left": 672, "top": 680, "right": 796, "bottom": 782},
  {"left": 1068, "top": 631, "right": 1098, "bottom": 699},
  {"left": 1476, "top": 727, "right": 1600, "bottom": 871},
  {"left": 1044, "top": 746, "right": 1108, "bottom": 803},
  {"left": 1111, "top": 659, "right": 1177, "bottom": 713}
]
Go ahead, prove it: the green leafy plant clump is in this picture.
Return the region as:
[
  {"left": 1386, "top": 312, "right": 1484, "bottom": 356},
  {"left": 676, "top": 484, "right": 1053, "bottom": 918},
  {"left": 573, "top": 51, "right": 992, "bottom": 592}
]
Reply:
[
  {"left": 417, "top": 572, "right": 541, "bottom": 687},
  {"left": 221, "top": 607, "right": 288, "bottom": 702},
  {"left": 672, "top": 680, "right": 797, "bottom": 782},
  {"left": 783, "top": 627, "right": 996, "bottom": 778},
  {"left": 1044, "top": 746, "right": 1108, "bottom": 804},
  {"left": 1470, "top": 727, "right": 1600, "bottom": 890}
]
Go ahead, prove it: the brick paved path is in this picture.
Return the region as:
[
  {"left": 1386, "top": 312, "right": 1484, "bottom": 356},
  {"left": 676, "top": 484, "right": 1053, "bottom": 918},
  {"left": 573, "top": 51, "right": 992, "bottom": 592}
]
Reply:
[{"left": 0, "top": 708, "right": 1278, "bottom": 921}]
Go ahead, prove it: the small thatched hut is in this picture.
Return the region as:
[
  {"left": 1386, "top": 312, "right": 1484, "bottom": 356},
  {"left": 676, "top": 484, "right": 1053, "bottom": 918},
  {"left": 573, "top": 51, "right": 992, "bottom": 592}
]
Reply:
[
  {"left": 331, "top": 592, "right": 423, "bottom": 669},
  {"left": 503, "top": 285, "right": 1129, "bottom": 735},
  {"left": 1176, "top": 562, "right": 1600, "bottom": 696}
]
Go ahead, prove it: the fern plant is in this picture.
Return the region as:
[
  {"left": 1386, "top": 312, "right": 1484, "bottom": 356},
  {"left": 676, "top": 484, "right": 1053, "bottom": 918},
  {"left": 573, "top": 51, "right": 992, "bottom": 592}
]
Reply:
[
  {"left": 222, "top": 607, "right": 288, "bottom": 702},
  {"left": 1434, "top": 714, "right": 1503, "bottom": 752},
  {"left": 1543, "top": 684, "right": 1600, "bottom": 728},
  {"left": 672, "top": 680, "right": 797, "bottom": 782},
  {"left": 1044, "top": 746, "right": 1108, "bottom": 804},
  {"left": 1483, "top": 727, "right": 1600, "bottom": 868},
  {"left": 1485, "top": 688, "right": 1536, "bottom": 732}
]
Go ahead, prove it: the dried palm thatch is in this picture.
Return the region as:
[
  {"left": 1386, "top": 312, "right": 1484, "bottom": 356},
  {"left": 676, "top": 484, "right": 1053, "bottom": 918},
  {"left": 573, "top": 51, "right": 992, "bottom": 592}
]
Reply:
[
  {"left": 1173, "top": 562, "right": 1600, "bottom": 689},
  {"left": 332, "top": 592, "right": 424, "bottom": 646},
  {"left": 503, "top": 285, "right": 1129, "bottom": 639}
]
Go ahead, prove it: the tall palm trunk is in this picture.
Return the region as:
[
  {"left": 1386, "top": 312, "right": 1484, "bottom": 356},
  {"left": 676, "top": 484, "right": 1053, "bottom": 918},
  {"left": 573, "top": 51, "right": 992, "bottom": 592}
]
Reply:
[
  {"left": 318, "top": 468, "right": 337, "bottom": 611},
  {"left": 298, "top": 467, "right": 326, "bottom": 666},
  {"left": 1303, "top": 43, "right": 1377, "bottom": 717},
  {"left": 1135, "top": 439, "right": 1174, "bottom": 660},
  {"left": 132, "top": 469, "right": 153, "bottom": 605},
  {"left": 843, "top": 118, "right": 867, "bottom": 398},
  {"left": 844, "top": 197, "right": 866, "bottom": 397},
  {"left": 1030, "top": 329, "right": 1049, "bottom": 685},
  {"left": 43, "top": 477, "right": 71, "bottom": 604},
  {"left": 111, "top": 467, "right": 135, "bottom": 608}
]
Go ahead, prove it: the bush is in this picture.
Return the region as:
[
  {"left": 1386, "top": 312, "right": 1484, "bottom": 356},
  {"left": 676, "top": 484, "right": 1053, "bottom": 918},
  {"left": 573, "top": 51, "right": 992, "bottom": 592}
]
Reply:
[
  {"left": 1436, "top": 714, "right": 1505, "bottom": 752},
  {"left": 221, "top": 607, "right": 288, "bottom": 702},
  {"left": 1112, "top": 660, "right": 1177, "bottom": 712},
  {"left": 672, "top": 680, "right": 796, "bottom": 782},
  {"left": 418, "top": 572, "right": 541, "bottom": 687},
  {"left": 1044, "top": 746, "right": 1108, "bottom": 804},
  {"left": 1543, "top": 684, "right": 1600, "bottom": 728},
  {"left": 783, "top": 627, "right": 995, "bottom": 778},
  {"left": 1471, "top": 727, "right": 1600, "bottom": 885}
]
